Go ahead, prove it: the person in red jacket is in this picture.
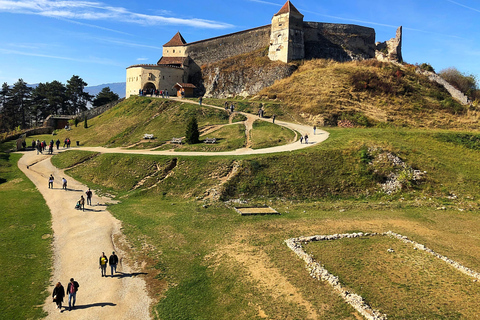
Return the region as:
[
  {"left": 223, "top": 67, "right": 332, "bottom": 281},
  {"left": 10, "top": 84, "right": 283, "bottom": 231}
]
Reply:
[{"left": 66, "top": 278, "right": 79, "bottom": 311}]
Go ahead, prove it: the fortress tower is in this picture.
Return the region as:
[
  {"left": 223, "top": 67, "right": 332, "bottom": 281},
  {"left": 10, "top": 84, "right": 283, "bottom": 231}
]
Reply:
[{"left": 268, "top": 1, "right": 305, "bottom": 63}]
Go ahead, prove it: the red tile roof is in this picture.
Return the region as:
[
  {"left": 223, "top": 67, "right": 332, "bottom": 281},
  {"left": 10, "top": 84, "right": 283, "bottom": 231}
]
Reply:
[
  {"left": 164, "top": 32, "right": 187, "bottom": 47},
  {"left": 274, "top": 1, "right": 303, "bottom": 16},
  {"left": 174, "top": 83, "right": 196, "bottom": 89},
  {"left": 157, "top": 56, "right": 186, "bottom": 65}
]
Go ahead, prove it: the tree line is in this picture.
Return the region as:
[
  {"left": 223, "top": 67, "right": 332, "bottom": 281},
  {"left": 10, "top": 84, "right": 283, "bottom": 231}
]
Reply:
[{"left": 0, "top": 75, "right": 119, "bottom": 133}]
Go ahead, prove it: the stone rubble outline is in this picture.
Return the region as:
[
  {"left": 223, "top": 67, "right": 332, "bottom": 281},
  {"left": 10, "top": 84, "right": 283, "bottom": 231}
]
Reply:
[{"left": 285, "top": 231, "right": 480, "bottom": 320}]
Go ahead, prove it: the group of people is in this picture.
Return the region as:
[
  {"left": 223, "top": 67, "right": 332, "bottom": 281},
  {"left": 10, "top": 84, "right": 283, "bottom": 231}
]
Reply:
[
  {"left": 139, "top": 88, "right": 169, "bottom": 98},
  {"left": 32, "top": 138, "right": 70, "bottom": 155},
  {"left": 52, "top": 278, "right": 79, "bottom": 312},
  {"left": 51, "top": 251, "right": 119, "bottom": 312},
  {"left": 224, "top": 101, "right": 235, "bottom": 112},
  {"left": 299, "top": 134, "right": 309, "bottom": 144},
  {"left": 99, "top": 251, "right": 119, "bottom": 277},
  {"left": 75, "top": 188, "right": 93, "bottom": 211}
]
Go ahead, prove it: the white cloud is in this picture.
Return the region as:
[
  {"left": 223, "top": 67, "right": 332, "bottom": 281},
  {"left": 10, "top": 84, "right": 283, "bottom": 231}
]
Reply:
[
  {"left": 136, "top": 58, "right": 148, "bottom": 61},
  {"left": 246, "top": 0, "right": 280, "bottom": 6},
  {"left": 445, "top": 0, "right": 480, "bottom": 14},
  {"left": 0, "top": 47, "right": 122, "bottom": 66},
  {"left": 0, "top": 0, "right": 234, "bottom": 29}
]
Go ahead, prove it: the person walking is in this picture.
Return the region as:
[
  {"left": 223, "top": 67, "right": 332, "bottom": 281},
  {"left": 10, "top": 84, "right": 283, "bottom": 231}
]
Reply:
[
  {"left": 66, "top": 278, "right": 79, "bottom": 311},
  {"left": 86, "top": 189, "right": 93, "bottom": 206},
  {"left": 304, "top": 134, "right": 309, "bottom": 144},
  {"left": 313, "top": 125, "right": 316, "bottom": 135},
  {"left": 36, "top": 141, "right": 43, "bottom": 155},
  {"left": 109, "top": 251, "right": 119, "bottom": 276},
  {"left": 272, "top": 115, "right": 276, "bottom": 124},
  {"left": 300, "top": 135, "right": 303, "bottom": 144},
  {"left": 99, "top": 252, "right": 108, "bottom": 277},
  {"left": 79, "top": 195, "right": 85, "bottom": 211},
  {"left": 56, "top": 139, "right": 60, "bottom": 149},
  {"left": 52, "top": 282, "right": 65, "bottom": 311},
  {"left": 199, "top": 96, "right": 203, "bottom": 106},
  {"left": 62, "top": 177, "right": 67, "bottom": 190},
  {"left": 48, "top": 174, "right": 54, "bottom": 188}
]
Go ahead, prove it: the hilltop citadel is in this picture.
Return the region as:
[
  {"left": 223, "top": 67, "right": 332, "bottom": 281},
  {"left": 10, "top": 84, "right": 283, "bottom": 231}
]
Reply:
[{"left": 126, "top": 1, "right": 402, "bottom": 98}]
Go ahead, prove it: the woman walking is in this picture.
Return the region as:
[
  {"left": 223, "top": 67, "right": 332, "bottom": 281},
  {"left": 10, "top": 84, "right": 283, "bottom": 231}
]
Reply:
[{"left": 52, "top": 282, "right": 65, "bottom": 311}]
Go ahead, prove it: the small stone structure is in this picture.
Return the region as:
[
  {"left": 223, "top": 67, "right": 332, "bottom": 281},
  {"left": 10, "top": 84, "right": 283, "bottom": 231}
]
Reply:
[
  {"left": 234, "top": 206, "right": 279, "bottom": 216},
  {"left": 285, "top": 231, "right": 480, "bottom": 319},
  {"left": 125, "top": 1, "right": 401, "bottom": 98}
]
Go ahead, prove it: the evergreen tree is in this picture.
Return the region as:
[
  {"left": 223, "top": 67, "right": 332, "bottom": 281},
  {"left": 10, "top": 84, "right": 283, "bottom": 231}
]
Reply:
[
  {"left": 66, "top": 75, "right": 93, "bottom": 114},
  {"left": 185, "top": 116, "right": 199, "bottom": 144},
  {"left": 30, "top": 83, "right": 50, "bottom": 126},
  {"left": 10, "top": 79, "right": 32, "bottom": 129},
  {"left": 92, "top": 87, "right": 119, "bottom": 107},
  {"left": 84, "top": 115, "right": 88, "bottom": 128},
  {"left": 45, "top": 81, "right": 67, "bottom": 115},
  {"left": 0, "top": 82, "right": 12, "bottom": 132}
]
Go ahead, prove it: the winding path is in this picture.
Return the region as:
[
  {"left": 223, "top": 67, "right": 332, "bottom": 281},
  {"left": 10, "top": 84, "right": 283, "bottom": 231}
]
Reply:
[
  {"left": 79, "top": 98, "right": 330, "bottom": 156},
  {"left": 17, "top": 98, "right": 329, "bottom": 319},
  {"left": 19, "top": 154, "right": 151, "bottom": 320}
]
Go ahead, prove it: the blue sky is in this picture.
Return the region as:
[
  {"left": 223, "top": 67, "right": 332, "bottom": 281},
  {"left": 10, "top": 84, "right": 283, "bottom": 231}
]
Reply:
[{"left": 0, "top": 0, "right": 478, "bottom": 87}]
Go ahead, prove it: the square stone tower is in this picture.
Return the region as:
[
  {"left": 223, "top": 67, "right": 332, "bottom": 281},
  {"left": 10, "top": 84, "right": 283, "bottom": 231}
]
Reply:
[{"left": 268, "top": 1, "right": 305, "bottom": 63}]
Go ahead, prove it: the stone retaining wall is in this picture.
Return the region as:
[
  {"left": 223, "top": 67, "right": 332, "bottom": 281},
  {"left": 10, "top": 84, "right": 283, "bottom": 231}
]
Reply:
[
  {"left": 285, "top": 231, "right": 480, "bottom": 319},
  {"left": 416, "top": 69, "right": 470, "bottom": 105}
]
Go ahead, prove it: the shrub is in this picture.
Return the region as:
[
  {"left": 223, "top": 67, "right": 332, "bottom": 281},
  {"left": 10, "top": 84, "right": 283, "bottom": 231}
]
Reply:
[{"left": 418, "top": 63, "right": 435, "bottom": 73}]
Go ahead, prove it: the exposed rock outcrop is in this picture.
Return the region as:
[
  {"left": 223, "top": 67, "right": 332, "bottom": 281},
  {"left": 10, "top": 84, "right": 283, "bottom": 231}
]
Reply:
[
  {"left": 376, "top": 26, "right": 403, "bottom": 63},
  {"left": 201, "top": 61, "right": 297, "bottom": 98}
]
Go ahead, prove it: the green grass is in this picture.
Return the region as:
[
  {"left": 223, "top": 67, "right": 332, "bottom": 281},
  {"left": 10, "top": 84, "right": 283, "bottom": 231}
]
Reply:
[
  {"left": 249, "top": 120, "right": 296, "bottom": 149},
  {"left": 0, "top": 152, "right": 52, "bottom": 319},
  {"left": 157, "top": 123, "right": 247, "bottom": 152},
  {"left": 25, "top": 123, "right": 480, "bottom": 319}
]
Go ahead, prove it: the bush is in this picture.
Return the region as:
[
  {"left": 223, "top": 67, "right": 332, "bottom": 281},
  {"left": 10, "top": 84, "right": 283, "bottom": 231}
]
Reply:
[{"left": 418, "top": 63, "right": 435, "bottom": 73}]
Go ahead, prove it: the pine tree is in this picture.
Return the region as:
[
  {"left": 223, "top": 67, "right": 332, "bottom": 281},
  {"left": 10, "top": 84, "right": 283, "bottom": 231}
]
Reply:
[
  {"left": 66, "top": 75, "right": 93, "bottom": 114},
  {"left": 185, "top": 117, "right": 199, "bottom": 144},
  {"left": 93, "top": 87, "right": 119, "bottom": 107}
]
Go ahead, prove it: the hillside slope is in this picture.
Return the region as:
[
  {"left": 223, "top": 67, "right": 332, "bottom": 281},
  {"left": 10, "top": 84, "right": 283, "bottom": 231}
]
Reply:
[{"left": 258, "top": 59, "right": 480, "bottom": 129}]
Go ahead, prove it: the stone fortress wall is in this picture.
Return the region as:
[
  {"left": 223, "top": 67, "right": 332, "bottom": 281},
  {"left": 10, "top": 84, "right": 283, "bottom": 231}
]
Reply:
[
  {"left": 182, "top": 22, "right": 376, "bottom": 68},
  {"left": 125, "top": 1, "right": 399, "bottom": 98},
  {"left": 303, "top": 22, "right": 375, "bottom": 61},
  {"left": 185, "top": 25, "right": 271, "bottom": 67}
]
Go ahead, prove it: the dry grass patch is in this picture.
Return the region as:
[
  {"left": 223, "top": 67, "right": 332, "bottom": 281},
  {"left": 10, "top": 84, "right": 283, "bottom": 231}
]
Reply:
[{"left": 305, "top": 235, "right": 480, "bottom": 319}]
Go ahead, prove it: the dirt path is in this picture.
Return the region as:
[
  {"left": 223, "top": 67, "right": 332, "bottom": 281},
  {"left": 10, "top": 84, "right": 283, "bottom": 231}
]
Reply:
[{"left": 18, "top": 152, "right": 151, "bottom": 320}]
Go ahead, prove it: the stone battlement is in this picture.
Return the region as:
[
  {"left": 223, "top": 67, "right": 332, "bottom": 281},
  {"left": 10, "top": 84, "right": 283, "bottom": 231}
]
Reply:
[{"left": 125, "top": 1, "right": 401, "bottom": 98}]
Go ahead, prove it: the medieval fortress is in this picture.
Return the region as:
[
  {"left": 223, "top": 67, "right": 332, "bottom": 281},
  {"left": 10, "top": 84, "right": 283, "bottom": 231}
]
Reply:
[{"left": 125, "top": 1, "right": 402, "bottom": 98}]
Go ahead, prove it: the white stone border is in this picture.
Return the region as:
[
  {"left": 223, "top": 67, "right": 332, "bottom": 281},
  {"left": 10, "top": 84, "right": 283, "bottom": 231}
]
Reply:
[{"left": 285, "top": 231, "right": 480, "bottom": 320}]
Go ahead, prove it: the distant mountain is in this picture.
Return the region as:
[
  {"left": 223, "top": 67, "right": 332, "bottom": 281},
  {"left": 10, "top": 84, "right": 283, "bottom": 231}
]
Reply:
[
  {"left": 85, "top": 82, "right": 126, "bottom": 98},
  {"left": 26, "top": 82, "right": 126, "bottom": 99}
]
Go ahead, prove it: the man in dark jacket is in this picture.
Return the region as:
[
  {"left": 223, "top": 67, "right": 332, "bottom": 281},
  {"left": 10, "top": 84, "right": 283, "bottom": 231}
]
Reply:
[
  {"left": 66, "top": 278, "right": 79, "bottom": 310},
  {"left": 109, "top": 251, "right": 119, "bottom": 276}
]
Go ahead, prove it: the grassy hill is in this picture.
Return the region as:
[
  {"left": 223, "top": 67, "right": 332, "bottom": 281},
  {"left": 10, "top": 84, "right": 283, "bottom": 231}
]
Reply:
[
  {"left": 257, "top": 59, "right": 480, "bottom": 129},
  {"left": 6, "top": 56, "right": 480, "bottom": 319}
]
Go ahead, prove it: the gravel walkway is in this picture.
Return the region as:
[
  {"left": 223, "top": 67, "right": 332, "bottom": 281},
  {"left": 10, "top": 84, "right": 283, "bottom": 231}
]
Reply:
[{"left": 18, "top": 153, "right": 151, "bottom": 320}]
